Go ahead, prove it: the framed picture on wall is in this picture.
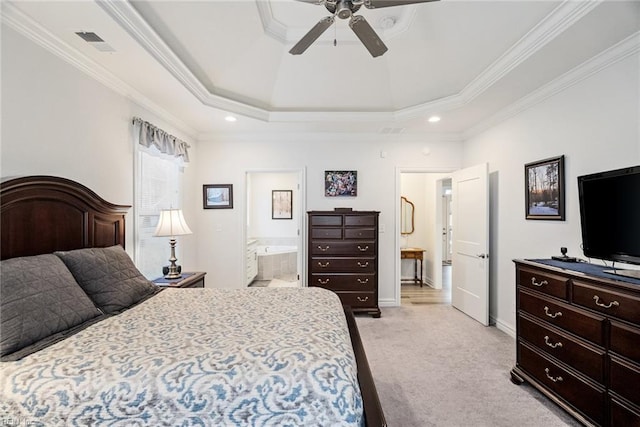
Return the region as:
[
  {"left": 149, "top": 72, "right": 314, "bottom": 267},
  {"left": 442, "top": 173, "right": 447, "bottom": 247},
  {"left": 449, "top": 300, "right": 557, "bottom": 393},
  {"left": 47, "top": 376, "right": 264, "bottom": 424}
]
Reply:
[
  {"left": 272, "top": 190, "right": 293, "bottom": 219},
  {"left": 325, "top": 170, "right": 357, "bottom": 197},
  {"left": 203, "top": 184, "right": 233, "bottom": 209},
  {"left": 525, "top": 155, "right": 565, "bottom": 220}
]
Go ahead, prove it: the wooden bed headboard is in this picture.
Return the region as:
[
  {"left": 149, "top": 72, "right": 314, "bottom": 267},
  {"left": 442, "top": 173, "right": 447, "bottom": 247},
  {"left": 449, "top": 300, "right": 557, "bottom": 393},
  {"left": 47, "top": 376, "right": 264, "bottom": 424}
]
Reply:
[{"left": 1, "top": 176, "right": 131, "bottom": 260}]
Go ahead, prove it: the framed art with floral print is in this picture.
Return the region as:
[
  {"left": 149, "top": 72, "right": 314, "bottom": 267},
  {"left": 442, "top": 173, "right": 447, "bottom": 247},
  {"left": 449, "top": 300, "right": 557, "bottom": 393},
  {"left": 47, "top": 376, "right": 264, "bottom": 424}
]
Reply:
[{"left": 325, "top": 171, "right": 357, "bottom": 197}]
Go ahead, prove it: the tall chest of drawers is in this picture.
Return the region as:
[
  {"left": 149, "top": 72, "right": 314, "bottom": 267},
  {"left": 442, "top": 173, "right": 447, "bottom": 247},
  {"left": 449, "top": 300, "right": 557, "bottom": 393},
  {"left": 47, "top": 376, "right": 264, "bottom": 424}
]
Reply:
[
  {"left": 511, "top": 260, "right": 640, "bottom": 426},
  {"left": 308, "top": 210, "right": 381, "bottom": 318}
]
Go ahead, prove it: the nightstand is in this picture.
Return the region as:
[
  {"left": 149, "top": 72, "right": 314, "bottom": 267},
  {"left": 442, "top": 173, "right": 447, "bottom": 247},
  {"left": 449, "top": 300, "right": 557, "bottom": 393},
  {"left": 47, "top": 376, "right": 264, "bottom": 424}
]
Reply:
[{"left": 152, "top": 272, "right": 206, "bottom": 288}]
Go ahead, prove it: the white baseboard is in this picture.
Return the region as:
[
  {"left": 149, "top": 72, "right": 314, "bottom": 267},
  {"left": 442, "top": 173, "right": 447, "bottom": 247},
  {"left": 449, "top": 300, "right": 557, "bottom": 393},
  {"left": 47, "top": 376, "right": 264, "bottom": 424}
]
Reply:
[
  {"left": 493, "top": 317, "right": 516, "bottom": 338},
  {"left": 379, "top": 298, "right": 399, "bottom": 307}
]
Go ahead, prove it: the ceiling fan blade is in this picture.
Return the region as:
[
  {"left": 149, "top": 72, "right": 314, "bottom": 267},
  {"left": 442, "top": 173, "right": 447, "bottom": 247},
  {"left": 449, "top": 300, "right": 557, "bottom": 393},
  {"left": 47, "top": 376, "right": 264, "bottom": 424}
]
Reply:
[
  {"left": 364, "top": 0, "right": 439, "bottom": 9},
  {"left": 289, "top": 16, "right": 334, "bottom": 55},
  {"left": 349, "top": 15, "right": 388, "bottom": 57}
]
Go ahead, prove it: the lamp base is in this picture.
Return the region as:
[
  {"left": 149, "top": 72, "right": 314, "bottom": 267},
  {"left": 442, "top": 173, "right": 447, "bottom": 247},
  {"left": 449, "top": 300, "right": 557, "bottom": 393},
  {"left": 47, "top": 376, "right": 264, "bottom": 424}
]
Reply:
[
  {"left": 164, "top": 238, "right": 182, "bottom": 279},
  {"left": 162, "top": 265, "right": 182, "bottom": 276},
  {"left": 164, "top": 270, "right": 183, "bottom": 280}
]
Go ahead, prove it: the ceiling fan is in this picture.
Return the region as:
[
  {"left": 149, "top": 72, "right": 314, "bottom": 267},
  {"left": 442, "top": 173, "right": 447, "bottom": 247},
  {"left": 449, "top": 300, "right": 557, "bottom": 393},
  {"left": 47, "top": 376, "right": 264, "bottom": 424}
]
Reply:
[{"left": 290, "top": 0, "right": 439, "bottom": 57}]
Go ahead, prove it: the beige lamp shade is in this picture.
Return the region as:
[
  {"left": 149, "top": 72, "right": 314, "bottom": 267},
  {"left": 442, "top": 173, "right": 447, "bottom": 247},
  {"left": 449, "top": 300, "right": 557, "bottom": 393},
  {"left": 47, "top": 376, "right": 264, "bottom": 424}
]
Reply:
[{"left": 154, "top": 209, "right": 192, "bottom": 237}]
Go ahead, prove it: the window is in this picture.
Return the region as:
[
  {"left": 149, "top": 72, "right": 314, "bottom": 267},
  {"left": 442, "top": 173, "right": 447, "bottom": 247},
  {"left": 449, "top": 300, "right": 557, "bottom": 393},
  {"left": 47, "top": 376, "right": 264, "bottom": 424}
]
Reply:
[
  {"left": 135, "top": 147, "right": 183, "bottom": 279},
  {"left": 132, "top": 117, "right": 190, "bottom": 279}
]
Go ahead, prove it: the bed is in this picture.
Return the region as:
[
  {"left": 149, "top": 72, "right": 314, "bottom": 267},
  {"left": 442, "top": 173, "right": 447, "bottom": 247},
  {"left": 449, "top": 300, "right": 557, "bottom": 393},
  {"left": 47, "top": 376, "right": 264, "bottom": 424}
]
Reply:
[{"left": 0, "top": 175, "right": 386, "bottom": 426}]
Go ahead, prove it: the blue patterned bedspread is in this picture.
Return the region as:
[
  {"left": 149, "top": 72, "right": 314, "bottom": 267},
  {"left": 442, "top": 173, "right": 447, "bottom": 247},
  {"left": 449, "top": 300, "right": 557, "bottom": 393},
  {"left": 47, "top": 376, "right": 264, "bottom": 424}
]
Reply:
[{"left": 0, "top": 287, "right": 363, "bottom": 426}]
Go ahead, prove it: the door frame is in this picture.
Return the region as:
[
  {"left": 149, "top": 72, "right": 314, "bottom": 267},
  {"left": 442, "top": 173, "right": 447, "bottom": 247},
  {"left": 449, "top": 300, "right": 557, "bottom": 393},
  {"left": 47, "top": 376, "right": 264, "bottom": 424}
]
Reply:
[
  {"left": 395, "top": 167, "right": 455, "bottom": 306},
  {"left": 243, "top": 168, "right": 307, "bottom": 287}
]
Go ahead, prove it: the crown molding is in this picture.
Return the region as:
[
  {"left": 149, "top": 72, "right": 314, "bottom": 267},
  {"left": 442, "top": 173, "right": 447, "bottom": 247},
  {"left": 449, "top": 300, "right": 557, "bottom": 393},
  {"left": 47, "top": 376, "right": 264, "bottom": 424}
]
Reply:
[
  {"left": 464, "top": 30, "right": 640, "bottom": 140},
  {"left": 268, "top": 110, "right": 394, "bottom": 122},
  {"left": 96, "top": 1, "right": 270, "bottom": 122},
  {"left": 460, "top": 0, "right": 601, "bottom": 104},
  {"left": 1, "top": 1, "right": 198, "bottom": 138},
  {"left": 198, "top": 129, "right": 465, "bottom": 143},
  {"left": 100, "top": 0, "right": 599, "bottom": 124},
  {"left": 396, "top": 0, "right": 602, "bottom": 120},
  {"left": 3, "top": 0, "right": 609, "bottom": 132}
]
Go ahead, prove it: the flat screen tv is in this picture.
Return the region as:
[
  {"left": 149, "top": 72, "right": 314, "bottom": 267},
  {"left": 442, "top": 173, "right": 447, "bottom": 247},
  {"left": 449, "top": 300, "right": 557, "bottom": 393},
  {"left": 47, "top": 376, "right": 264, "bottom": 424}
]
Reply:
[{"left": 578, "top": 165, "right": 640, "bottom": 279}]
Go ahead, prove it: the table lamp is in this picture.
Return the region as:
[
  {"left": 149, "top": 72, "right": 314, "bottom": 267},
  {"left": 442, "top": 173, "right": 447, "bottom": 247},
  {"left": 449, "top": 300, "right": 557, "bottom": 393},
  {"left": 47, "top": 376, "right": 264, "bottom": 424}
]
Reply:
[{"left": 154, "top": 209, "right": 192, "bottom": 279}]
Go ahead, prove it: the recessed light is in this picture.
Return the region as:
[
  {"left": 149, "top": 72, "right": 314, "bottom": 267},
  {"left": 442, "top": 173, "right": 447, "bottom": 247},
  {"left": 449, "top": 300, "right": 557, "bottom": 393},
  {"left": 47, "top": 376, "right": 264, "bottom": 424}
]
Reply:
[
  {"left": 225, "top": 115, "right": 237, "bottom": 122},
  {"left": 428, "top": 116, "right": 441, "bottom": 123}
]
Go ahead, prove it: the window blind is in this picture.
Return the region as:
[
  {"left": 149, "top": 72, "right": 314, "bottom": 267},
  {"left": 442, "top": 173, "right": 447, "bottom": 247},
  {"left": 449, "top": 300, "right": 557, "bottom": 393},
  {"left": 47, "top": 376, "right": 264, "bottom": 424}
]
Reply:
[{"left": 136, "top": 149, "right": 182, "bottom": 279}]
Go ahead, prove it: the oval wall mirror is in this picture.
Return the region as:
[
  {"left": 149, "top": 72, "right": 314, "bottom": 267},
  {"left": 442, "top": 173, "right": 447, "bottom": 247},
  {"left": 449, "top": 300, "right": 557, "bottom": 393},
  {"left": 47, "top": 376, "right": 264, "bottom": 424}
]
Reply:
[{"left": 401, "top": 196, "right": 415, "bottom": 235}]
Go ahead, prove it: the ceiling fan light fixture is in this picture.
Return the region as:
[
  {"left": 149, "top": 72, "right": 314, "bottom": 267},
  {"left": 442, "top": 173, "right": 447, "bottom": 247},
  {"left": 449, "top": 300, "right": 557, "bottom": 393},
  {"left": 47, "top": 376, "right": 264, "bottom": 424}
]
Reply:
[
  {"left": 292, "top": 0, "right": 439, "bottom": 56},
  {"left": 336, "top": 1, "right": 353, "bottom": 19}
]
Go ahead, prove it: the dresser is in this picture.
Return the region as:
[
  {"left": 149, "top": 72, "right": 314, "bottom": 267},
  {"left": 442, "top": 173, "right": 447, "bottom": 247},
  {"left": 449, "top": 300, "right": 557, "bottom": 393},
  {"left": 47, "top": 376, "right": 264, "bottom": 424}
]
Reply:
[
  {"left": 308, "top": 210, "right": 380, "bottom": 317},
  {"left": 511, "top": 260, "right": 640, "bottom": 426}
]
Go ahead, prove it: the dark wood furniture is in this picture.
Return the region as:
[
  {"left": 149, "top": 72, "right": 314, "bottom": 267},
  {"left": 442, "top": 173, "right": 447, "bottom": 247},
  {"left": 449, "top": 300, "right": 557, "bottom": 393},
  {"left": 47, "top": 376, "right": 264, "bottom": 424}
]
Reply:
[
  {"left": 1, "top": 175, "right": 129, "bottom": 260},
  {"left": 308, "top": 210, "right": 381, "bottom": 318},
  {"left": 401, "top": 247, "right": 425, "bottom": 286},
  {"left": 511, "top": 259, "right": 640, "bottom": 427},
  {"left": 1, "top": 176, "right": 386, "bottom": 427},
  {"left": 153, "top": 272, "right": 206, "bottom": 288}
]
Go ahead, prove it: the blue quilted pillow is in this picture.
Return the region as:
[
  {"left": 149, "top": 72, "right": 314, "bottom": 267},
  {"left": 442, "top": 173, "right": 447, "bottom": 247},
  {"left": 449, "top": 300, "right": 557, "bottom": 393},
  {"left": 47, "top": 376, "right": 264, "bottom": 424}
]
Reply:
[
  {"left": 1, "top": 254, "right": 102, "bottom": 359},
  {"left": 55, "top": 245, "right": 159, "bottom": 314}
]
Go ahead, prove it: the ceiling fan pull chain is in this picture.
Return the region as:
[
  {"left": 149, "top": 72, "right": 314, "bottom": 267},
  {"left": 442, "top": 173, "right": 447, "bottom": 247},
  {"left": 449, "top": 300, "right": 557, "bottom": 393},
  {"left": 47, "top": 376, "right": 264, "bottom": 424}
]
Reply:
[{"left": 334, "top": 20, "right": 337, "bottom": 47}]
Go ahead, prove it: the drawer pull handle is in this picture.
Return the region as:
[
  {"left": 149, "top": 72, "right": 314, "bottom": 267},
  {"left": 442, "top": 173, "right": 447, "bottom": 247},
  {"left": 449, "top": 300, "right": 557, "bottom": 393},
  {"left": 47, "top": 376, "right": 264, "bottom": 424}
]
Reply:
[
  {"left": 543, "top": 306, "right": 562, "bottom": 319},
  {"left": 544, "top": 336, "right": 563, "bottom": 349},
  {"left": 357, "top": 296, "right": 369, "bottom": 302},
  {"left": 317, "top": 245, "right": 330, "bottom": 251},
  {"left": 593, "top": 295, "right": 619, "bottom": 309},
  {"left": 318, "top": 262, "right": 330, "bottom": 268},
  {"left": 544, "top": 368, "right": 563, "bottom": 383},
  {"left": 357, "top": 278, "right": 369, "bottom": 284},
  {"left": 531, "top": 277, "right": 548, "bottom": 287},
  {"left": 357, "top": 245, "right": 369, "bottom": 252},
  {"left": 357, "top": 262, "right": 369, "bottom": 268},
  {"left": 318, "top": 278, "right": 330, "bottom": 285}
]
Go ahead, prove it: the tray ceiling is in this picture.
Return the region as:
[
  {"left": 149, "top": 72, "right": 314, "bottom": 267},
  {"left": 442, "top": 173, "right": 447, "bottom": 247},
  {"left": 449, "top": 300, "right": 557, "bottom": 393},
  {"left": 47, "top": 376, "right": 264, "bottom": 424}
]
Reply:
[{"left": 3, "top": 0, "right": 639, "bottom": 136}]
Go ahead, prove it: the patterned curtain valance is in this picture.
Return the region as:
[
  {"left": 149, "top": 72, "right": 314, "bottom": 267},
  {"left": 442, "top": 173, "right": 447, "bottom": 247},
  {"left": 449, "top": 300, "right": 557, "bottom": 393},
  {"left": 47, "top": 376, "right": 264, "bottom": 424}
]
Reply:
[{"left": 132, "top": 117, "right": 190, "bottom": 162}]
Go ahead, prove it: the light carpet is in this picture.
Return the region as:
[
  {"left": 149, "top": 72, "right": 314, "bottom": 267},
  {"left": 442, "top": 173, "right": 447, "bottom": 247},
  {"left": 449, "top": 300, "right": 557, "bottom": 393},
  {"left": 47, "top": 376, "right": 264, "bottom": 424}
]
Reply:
[{"left": 355, "top": 304, "right": 582, "bottom": 427}]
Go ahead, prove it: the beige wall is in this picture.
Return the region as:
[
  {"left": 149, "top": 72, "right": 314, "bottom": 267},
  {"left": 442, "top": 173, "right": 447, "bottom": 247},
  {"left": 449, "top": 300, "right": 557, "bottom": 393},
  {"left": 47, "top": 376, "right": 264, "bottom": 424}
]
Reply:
[
  {"left": 1, "top": 27, "right": 199, "bottom": 268},
  {"left": 464, "top": 52, "right": 640, "bottom": 334},
  {"left": 3, "top": 23, "right": 638, "bottom": 334}
]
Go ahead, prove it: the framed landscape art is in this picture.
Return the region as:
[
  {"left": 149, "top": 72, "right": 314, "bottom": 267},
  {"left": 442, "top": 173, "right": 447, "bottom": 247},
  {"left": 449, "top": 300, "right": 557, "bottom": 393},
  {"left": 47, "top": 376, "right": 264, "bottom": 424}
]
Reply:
[
  {"left": 203, "top": 184, "right": 233, "bottom": 209},
  {"left": 525, "top": 155, "right": 565, "bottom": 220}
]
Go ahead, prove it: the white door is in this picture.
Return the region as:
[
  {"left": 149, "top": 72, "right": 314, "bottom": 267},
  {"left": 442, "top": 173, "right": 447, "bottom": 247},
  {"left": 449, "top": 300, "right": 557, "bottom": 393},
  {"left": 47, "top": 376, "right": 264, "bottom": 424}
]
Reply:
[{"left": 451, "top": 163, "right": 490, "bottom": 326}]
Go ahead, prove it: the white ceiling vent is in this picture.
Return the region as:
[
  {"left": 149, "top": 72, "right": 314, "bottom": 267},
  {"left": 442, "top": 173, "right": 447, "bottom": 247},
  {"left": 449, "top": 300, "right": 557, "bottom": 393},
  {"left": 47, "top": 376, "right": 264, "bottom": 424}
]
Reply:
[{"left": 75, "top": 31, "right": 116, "bottom": 52}]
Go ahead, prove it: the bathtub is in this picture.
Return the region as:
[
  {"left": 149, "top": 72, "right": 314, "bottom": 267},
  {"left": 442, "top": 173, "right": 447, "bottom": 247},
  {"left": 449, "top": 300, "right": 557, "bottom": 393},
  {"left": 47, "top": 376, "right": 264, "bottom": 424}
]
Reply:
[
  {"left": 255, "top": 245, "right": 298, "bottom": 281},
  {"left": 256, "top": 245, "right": 297, "bottom": 256}
]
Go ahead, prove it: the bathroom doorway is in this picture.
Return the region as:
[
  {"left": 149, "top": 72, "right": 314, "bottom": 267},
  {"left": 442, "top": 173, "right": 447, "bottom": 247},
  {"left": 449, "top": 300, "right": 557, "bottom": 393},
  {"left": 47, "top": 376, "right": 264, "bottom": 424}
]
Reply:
[
  {"left": 398, "top": 170, "right": 452, "bottom": 305},
  {"left": 245, "top": 170, "right": 305, "bottom": 288}
]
